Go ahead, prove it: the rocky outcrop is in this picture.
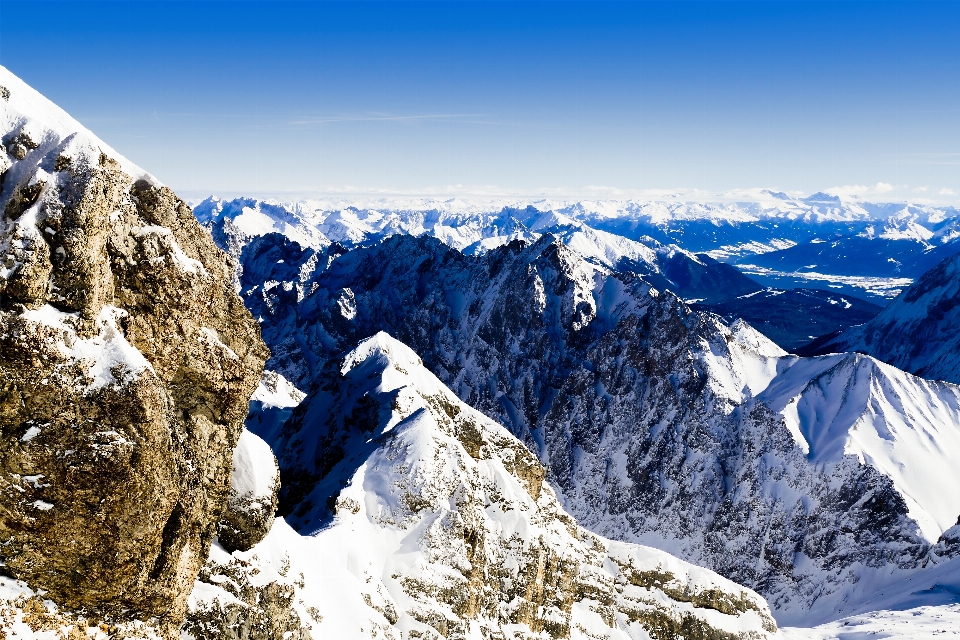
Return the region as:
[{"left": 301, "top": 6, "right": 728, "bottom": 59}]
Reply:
[
  {"left": 183, "top": 542, "right": 312, "bottom": 640},
  {"left": 0, "top": 67, "right": 267, "bottom": 634},
  {"left": 273, "top": 332, "right": 777, "bottom": 639},
  {"left": 0, "top": 575, "right": 168, "bottom": 639},
  {"left": 933, "top": 517, "right": 960, "bottom": 558}
]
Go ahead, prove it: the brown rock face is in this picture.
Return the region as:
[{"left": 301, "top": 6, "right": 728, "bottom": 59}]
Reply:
[
  {"left": 0, "top": 113, "right": 267, "bottom": 632},
  {"left": 184, "top": 550, "right": 313, "bottom": 640}
]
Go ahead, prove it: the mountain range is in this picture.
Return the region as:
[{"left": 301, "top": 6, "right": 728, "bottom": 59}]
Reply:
[
  {"left": 4, "top": 65, "right": 960, "bottom": 640},
  {"left": 196, "top": 194, "right": 960, "bottom": 349},
  {"left": 225, "top": 226, "right": 960, "bottom": 625}
]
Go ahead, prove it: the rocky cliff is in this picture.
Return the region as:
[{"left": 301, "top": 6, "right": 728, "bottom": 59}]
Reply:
[{"left": 0, "top": 67, "right": 268, "bottom": 636}]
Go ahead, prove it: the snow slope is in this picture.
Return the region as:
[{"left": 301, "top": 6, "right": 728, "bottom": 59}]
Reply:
[
  {"left": 758, "top": 353, "right": 960, "bottom": 543},
  {"left": 0, "top": 65, "right": 156, "bottom": 198},
  {"left": 779, "top": 555, "right": 960, "bottom": 639}
]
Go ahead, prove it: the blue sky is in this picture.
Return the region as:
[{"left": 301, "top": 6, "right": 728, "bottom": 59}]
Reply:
[{"left": 1, "top": 1, "right": 959, "bottom": 201}]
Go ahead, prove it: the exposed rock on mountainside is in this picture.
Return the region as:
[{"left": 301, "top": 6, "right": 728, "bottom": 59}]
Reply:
[
  {"left": 804, "top": 249, "right": 960, "bottom": 384},
  {"left": 0, "top": 67, "right": 267, "bottom": 634},
  {"left": 274, "top": 332, "right": 777, "bottom": 639},
  {"left": 183, "top": 541, "right": 313, "bottom": 640},
  {"left": 934, "top": 518, "right": 960, "bottom": 557},
  {"left": 236, "top": 230, "right": 960, "bottom": 623}
]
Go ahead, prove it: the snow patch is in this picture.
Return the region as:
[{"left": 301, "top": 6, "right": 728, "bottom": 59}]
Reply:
[
  {"left": 22, "top": 304, "right": 155, "bottom": 392},
  {"left": 230, "top": 430, "right": 278, "bottom": 506}
]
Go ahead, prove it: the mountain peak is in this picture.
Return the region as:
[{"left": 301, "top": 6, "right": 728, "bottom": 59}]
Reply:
[
  {"left": 273, "top": 333, "right": 778, "bottom": 638},
  {"left": 0, "top": 66, "right": 155, "bottom": 188},
  {"left": 803, "top": 191, "right": 842, "bottom": 204},
  {"left": 341, "top": 330, "right": 425, "bottom": 376}
]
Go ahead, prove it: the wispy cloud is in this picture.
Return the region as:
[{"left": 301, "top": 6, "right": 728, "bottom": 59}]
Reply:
[
  {"left": 290, "top": 113, "right": 491, "bottom": 125},
  {"left": 940, "top": 188, "right": 957, "bottom": 196},
  {"left": 898, "top": 153, "right": 960, "bottom": 166},
  {"left": 826, "top": 182, "right": 895, "bottom": 197}
]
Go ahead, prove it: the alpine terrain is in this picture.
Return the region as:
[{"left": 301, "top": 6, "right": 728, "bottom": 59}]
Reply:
[
  {"left": 3, "top": 63, "right": 960, "bottom": 640},
  {"left": 226, "top": 223, "right": 960, "bottom": 629},
  {"left": 0, "top": 66, "right": 788, "bottom": 640},
  {"left": 803, "top": 249, "right": 960, "bottom": 384}
]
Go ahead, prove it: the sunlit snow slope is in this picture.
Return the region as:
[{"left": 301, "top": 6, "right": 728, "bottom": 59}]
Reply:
[{"left": 759, "top": 353, "right": 960, "bottom": 543}]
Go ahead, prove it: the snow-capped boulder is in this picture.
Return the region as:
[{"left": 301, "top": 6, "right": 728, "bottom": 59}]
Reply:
[
  {"left": 265, "top": 332, "right": 777, "bottom": 639},
  {"left": 0, "top": 66, "right": 267, "bottom": 635},
  {"left": 217, "top": 429, "right": 280, "bottom": 552}
]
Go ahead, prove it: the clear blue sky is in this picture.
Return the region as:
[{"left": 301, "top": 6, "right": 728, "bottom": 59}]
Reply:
[{"left": 1, "top": 1, "right": 959, "bottom": 201}]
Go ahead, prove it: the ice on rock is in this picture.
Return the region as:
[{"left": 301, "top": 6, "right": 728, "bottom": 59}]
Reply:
[{"left": 22, "top": 304, "right": 156, "bottom": 392}]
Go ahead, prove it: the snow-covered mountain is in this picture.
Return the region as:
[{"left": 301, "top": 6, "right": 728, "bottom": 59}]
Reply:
[
  {"left": 196, "top": 196, "right": 764, "bottom": 305},
  {"left": 231, "top": 228, "right": 960, "bottom": 625},
  {"left": 806, "top": 249, "right": 960, "bottom": 384},
  {"left": 250, "top": 331, "right": 779, "bottom": 639},
  {"left": 194, "top": 194, "right": 960, "bottom": 263},
  {"left": 195, "top": 192, "right": 960, "bottom": 324},
  {"left": 8, "top": 58, "right": 960, "bottom": 640}
]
